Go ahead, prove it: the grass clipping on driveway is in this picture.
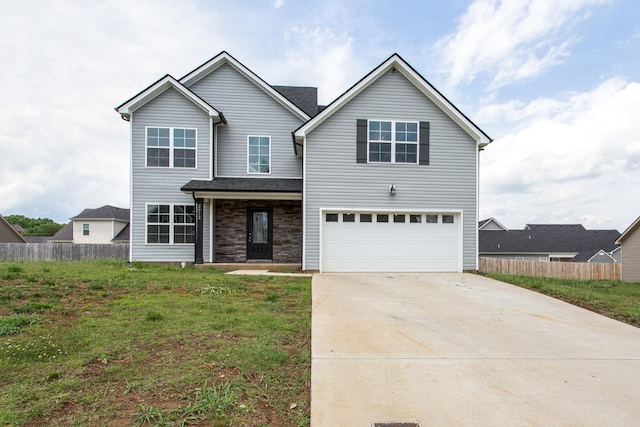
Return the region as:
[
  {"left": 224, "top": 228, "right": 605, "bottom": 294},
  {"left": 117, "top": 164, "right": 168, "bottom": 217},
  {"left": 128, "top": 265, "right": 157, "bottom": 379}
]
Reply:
[
  {"left": 0, "top": 261, "right": 311, "bottom": 426},
  {"left": 485, "top": 273, "right": 640, "bottom": 328}
]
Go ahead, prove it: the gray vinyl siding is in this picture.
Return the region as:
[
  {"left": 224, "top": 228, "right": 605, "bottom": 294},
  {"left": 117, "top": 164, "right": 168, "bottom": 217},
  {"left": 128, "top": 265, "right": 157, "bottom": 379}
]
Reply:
[
  {"left": 304, "top": 70, "right": 478, "bottom": 270},
  {"left": 481, "top": 222, "right": 505, "bottom": 231},
  {"left": 130, "top": 88, "right": 210, "bottom": 262},
  {"left": 480, "top": 254, "right": 551, "bottom": 261},
  {"left": 188, "top": 64, "right": 303, "bottom": 178},
  {"left": 621, "top": 229, "right": 640, "bottom": 282}
]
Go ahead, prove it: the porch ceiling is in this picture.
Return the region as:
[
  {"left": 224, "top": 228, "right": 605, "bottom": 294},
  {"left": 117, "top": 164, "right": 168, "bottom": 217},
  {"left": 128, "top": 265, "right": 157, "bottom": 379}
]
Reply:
[{"left": 181, "top": 177, "right": 302, "bottom": 200}]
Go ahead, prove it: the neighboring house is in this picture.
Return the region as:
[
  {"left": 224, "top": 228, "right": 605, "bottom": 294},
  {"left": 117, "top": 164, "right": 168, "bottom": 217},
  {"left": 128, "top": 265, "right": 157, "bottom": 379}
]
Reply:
[
  {"left": 616, "top": 216, "right": 640, "bottom": 282},
  {"left": 50, "top": 222, "right": 74, "bottom": 243},
  {"left": 479, "top": 219, "right": 620, "bottom": 263},
  {"left": 0, "top": 214, "right": 27, "bottom": 243},
  {"left": 51, "top": 205, "right": 130, "bottom": 244},
  {"left": 116, "top": 51, "right": 491, "bottom": 272}
]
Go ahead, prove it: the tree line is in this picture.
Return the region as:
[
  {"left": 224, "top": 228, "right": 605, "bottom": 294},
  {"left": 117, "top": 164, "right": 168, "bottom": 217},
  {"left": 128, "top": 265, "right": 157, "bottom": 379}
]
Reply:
[{"left": 5, "top": 215, "right": 65, "bottom": 236}]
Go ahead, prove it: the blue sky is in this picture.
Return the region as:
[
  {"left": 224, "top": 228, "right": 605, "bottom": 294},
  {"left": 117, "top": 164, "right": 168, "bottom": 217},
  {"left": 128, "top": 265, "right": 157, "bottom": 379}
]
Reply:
[{"left": 1, "top": 0, "right": 639, "bottom": 231}]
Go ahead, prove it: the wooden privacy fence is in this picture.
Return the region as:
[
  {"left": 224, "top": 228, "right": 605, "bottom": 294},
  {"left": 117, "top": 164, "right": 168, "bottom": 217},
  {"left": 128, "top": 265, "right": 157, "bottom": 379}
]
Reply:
[
  {"left": 0, "top": 243, "right": 129, "bottom": 262},
  {"left": 479, "top": 257, "right": 621, "bottom": 281}
]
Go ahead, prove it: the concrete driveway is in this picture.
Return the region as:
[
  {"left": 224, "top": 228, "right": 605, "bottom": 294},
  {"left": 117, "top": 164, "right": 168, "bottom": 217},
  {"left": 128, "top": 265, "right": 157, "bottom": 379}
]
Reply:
[{"left": 311, "top": 273, "right": 640, "bottom": 426}]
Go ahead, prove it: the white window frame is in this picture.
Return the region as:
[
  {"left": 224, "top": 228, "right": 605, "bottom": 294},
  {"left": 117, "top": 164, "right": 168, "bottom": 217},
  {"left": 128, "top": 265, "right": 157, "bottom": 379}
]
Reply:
[
  {"left": 145, "top": 127, "right": 197, "bottom": 169},
  {"left": 247, "top": 135, "right": 271, "bottom": 174},
  {"left": 82, "top": 223, "right": 89, "bottom": 236},
  {"left": 145, "top": 204, "right": 195, "bottom": 245},
  {"left": 367, "top": 120, "right": 418, "bottom": 164}
]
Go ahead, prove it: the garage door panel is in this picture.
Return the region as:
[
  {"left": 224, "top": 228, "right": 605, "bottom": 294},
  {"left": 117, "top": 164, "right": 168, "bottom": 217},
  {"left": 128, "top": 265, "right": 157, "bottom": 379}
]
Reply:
[{"left": 322, "top": 212, "right": 459, "bottom": 272}]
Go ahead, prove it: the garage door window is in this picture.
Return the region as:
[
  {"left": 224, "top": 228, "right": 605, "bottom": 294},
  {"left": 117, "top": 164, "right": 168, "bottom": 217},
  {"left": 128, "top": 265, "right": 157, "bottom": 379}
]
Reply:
[
  {"left": 326, "top": 213, "right": 339, "bottom": 222},
  {"left": 443, "top": 215, "right": 454, "bottom": 224},
  {"left": 343, "top": 213, "right": 355, "bottom": 222},
  {"left": 393, "top": 214, "right": 406, "bottom": 223},
  {"left": 360, "top": 214, "right": 372, "bottom": 222},
  {"left": 426, "top": 215, "right": 438, "bottom": 223},
  {"left": 377, "top": 214, "right": 389, "bottom": 223},
  {"left": 410, "top": 214, "right": 422, "bottom": 223}
]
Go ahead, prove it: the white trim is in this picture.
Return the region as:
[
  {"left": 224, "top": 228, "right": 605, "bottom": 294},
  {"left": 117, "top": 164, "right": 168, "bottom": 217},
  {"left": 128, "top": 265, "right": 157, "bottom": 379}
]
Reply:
[
  {"left": 302, "top": 139, "right": 307, "bottom": 270},
  {"left": 209, "top": 119, "right": 214, "bottom": 180},
  {"left": 117, "top": 75, "right": 220, "bottom": 120},
  {"left": 294, "top": 54, "right": 491, "bottom": 147},
  {"left": 145, "top": 126, "right": 198, "bottom": 169},
  {"left": 129, "top": 114, "right": 134, "bottom": 261},
  {"left": 616, "top": 216, "right": 640, "bottom": 244},
  {"left": 246, "top": 135, "right": 272, "bottom": 175},
  {"left": 192, "top": 191, "right": 301, "bottom": 200},
  {"left": 214, "top": 175, "right": 303, "bottom": 179},
  {"left": 179, "top": 52, "right": 310, "bottom": 121},
  {"left": 318, "top": 208, "right": 463, "bottom": 273},
  {"left": 478, "top": 217, "right": 509, "bottom": 231}
]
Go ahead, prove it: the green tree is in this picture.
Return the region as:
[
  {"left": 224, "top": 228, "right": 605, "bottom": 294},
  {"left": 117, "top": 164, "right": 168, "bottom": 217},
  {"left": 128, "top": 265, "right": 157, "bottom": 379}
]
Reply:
[{"left": 4, "top": 215, "right": 65, "bottom": 236}]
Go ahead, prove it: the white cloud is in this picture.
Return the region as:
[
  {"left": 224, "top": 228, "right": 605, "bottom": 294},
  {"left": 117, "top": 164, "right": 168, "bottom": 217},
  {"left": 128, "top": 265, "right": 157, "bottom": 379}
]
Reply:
[
  {"left": 480, "top": 79, "right": 640, "bottom": 230},
  {"left": 274, "top": 26, "right": 364, "bottom": 104},
  {"left": 273, "top": 0, "right": 285, "bottom": 9},
  {"left": 436, "top": 0, "right": 608, "bottom": 89}
]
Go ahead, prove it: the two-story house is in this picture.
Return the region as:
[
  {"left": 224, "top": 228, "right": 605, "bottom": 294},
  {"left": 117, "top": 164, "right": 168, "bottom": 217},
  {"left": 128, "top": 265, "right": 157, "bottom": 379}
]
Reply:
[{"left": 116, "top": 52, "right": 491, "bottom": 272}]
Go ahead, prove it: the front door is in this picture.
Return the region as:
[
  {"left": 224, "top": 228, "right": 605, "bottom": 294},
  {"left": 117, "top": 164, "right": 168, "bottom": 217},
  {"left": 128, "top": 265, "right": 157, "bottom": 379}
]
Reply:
[{"left": 247, "top": 208, "right": 273, "bottom": 260}]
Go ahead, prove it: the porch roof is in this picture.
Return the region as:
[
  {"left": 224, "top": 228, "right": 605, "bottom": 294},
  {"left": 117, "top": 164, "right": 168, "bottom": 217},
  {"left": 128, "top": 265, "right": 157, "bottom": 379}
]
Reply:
[{"left": 181, "top": 178, "right": 302, "bottom": 200}]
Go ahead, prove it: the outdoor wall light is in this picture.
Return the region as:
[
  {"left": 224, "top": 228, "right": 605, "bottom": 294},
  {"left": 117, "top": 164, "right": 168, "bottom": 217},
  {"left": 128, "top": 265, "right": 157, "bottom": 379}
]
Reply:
[{"left": 389, "top": 184, "right": 396, "bottom": 195}]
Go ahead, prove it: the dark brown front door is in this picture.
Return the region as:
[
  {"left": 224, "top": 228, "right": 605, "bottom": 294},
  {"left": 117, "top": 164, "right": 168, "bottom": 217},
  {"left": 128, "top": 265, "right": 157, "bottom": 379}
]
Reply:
[{"left": 247, "top": 208, "right": 273, "bottom": 260}]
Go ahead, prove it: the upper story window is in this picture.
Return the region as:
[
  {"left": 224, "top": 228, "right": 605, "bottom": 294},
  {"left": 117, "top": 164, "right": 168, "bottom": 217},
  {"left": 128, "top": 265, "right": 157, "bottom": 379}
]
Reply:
[
  {"left": 146, "top": 127, "right": 196, "bottom": 168},
  {"left": 82, "top": 223, "right": 90, "bottom": 236},
  {"left": 247, "top": 136, "right": 270, "bottom": 174},
  {"left": 368, "top": 120, "right": 418, "bottom": 164}
]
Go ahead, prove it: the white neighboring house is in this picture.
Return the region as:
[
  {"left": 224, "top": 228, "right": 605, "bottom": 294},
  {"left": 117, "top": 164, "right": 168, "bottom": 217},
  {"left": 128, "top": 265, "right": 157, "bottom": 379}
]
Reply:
[{"left": 52, "top": 205, "right": 130, "bottom": 244}]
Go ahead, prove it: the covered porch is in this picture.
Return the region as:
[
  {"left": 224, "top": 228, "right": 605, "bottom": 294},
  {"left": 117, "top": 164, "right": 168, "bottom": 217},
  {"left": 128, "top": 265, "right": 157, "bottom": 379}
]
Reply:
[{"left": 181, "top": 178, "right": 303, "bottom": 264}]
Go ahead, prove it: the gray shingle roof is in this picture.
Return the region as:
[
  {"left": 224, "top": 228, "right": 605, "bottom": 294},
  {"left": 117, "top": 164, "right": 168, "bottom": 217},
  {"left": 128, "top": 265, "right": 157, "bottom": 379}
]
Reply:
[
  {"left": 480, "top": 224, "right": 620, "bottom": 255},
  {"left": 272, "top": 86, "right": 318, "bottom": 117},
  {"left": 112, "top": 224, "right": 130, "bottom": 242},
  {"left": 72, "top": 205, "right": 129, "bottom": 221},
  {"left": 51, "top": 222, "right": 73, "bottom": 241},
  {"left": 181, "top": 178, "right": 302, "bottom": 193}
]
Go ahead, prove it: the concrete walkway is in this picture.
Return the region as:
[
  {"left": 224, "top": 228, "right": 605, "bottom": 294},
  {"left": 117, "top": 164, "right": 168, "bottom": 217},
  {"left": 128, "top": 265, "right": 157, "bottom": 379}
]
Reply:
[{"left": 311, "top": 273, "right": 640, "bottom": 426}]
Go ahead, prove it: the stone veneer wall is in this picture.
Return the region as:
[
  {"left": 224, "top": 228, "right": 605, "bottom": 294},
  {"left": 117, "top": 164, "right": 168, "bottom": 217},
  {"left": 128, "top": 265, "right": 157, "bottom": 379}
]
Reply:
[{"left": 214, "top": 199, "right": 302, "bottom": 263}]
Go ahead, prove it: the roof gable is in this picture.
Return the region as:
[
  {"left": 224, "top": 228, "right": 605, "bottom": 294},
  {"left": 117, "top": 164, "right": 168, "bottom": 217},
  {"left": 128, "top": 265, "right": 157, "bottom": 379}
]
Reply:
[
  {"left": 116, "top": 75, "right": 221, "bottom": 121},
  {"left": 616, "top": 216, "right": 640, "bottom": 244},
  {"left": 0, "top": 214, "right": 27, "bottom": 243},
  {"left": 294, "top": 53, "right": 492, "bottom": 147},
  {"left": 180, "top": 51, "right": 310, "bottom": 121},
  {"left": 479, "top": 217, "right": 508, "bottom": 231}
]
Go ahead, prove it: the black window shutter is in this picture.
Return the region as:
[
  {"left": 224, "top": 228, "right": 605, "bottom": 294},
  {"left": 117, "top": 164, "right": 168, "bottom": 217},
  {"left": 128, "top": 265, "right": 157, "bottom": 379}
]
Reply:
[
  {"left": 419, "top": 121, "right": 430, "bottom": 165},
  {"left": 356, "top": 119, "right": 367, "bottom": 163}
]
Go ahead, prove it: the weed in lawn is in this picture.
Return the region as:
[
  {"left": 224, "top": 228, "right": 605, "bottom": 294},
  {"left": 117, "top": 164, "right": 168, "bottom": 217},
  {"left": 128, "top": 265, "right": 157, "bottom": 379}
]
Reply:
[
  {"left": 13, "top": 302, "right": 54, "bottom": 314},
  {"left": 133, "top": 404, "right": 168, "bottom": 426},
  {"left": 1, "top": 335, "right": 66, "bottom": 362},
  {"left": 145, "top": 311, "right": 164, "bottom": 321},
  {"left": 0, "top": 314, "right": 40, "bottom": 336}
]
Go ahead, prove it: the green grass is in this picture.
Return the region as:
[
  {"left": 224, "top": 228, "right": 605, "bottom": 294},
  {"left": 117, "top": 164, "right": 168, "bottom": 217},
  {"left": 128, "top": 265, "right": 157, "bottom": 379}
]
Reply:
[
  {"left": 0, "top": 261, "right": 311, "bottom": 426},
  {"left": 484, "top": 273, "right": 640, "bottom": 327}
]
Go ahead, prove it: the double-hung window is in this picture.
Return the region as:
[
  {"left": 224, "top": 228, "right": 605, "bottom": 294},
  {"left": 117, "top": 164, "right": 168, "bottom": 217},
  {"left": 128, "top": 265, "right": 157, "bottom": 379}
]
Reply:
[
  {"left": 146, "top": 127, "right": 196, "bottom": 168},
  {"left": 368, "top": 120, "right": 418, "bottom": 163},
  {"left": 247, "top": 136, "right": 270, "bottom": 174},
  {"left": 146, "top": 204, "right": 195, "bottom": 244}
]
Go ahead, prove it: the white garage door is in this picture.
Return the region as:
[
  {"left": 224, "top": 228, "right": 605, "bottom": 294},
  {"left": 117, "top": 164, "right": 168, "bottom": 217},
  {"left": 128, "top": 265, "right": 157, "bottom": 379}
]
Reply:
[{"left": 321, "top": 211, "right": 460, "bottom": 273}]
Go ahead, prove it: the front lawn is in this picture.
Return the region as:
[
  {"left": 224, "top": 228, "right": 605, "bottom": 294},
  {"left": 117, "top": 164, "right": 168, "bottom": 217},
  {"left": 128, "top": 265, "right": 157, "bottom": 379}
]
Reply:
[
  {"left": 0, "top": 261, "right": 311, "bottom": 426},
  {"left": 484, "top": 273, "right": 640, "bottom": 327}
]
